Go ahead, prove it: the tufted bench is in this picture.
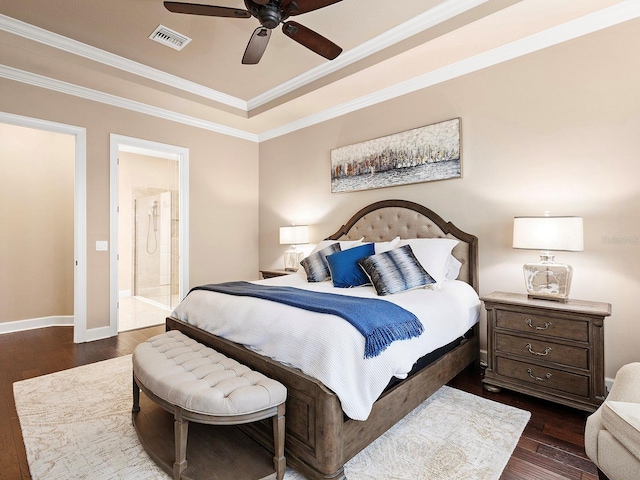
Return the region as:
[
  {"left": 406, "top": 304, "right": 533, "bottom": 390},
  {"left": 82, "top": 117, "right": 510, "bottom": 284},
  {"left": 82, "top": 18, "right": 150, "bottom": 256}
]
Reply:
[{"left": 132, "top": 330, "right": 287, "bottom": 480}]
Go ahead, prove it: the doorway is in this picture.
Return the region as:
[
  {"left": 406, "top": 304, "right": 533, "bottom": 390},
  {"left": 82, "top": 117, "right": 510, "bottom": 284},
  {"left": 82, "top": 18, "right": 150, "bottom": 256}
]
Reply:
[
  {"left": 109, "top": 135, "right": 189, "bottom": 334},
  {"left": 0, "top": 112, "right": 87, "bottom": 342}
]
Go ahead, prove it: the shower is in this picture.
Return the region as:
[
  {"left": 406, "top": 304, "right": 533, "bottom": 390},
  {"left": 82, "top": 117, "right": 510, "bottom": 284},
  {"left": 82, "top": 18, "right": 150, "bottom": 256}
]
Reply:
[
  {"left": 146, "top": 200, "right": 159, "bottom": 254},
  {"left": 134, "top": 191, "right": 175, "bottom": 309}
]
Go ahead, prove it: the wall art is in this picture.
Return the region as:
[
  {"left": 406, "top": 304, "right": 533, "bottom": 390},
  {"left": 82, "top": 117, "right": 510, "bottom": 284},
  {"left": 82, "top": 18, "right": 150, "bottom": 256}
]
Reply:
[{"left": 330, "top": 118, "right": 461, "bottom": 193}]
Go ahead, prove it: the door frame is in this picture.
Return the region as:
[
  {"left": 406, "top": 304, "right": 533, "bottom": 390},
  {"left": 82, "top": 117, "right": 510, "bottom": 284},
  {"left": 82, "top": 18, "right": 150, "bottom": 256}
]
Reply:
[
  {"left": 109, "top": 134, "right": 189, "bottom": 336},
  {"left": 0, "top": 112, "right": 87, "bottom": 342}
]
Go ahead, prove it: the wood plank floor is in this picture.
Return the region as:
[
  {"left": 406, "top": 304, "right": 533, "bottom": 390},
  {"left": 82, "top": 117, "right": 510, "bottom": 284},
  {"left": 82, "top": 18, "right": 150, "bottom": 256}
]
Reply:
[{"left": 1, "top": 325, "right": 599, "bottom": 479}]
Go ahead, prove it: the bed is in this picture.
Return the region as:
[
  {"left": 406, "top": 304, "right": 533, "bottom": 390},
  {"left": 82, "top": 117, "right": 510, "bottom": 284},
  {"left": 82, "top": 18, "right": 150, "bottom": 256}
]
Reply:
[{"left": 166, "top": 199, "right": 480, "bottom": 480}]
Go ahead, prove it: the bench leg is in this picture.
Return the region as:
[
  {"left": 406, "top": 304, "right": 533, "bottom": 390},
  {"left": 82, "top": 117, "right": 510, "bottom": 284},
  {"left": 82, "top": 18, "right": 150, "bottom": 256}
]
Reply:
[
  {"left": 132, "top": 376, "right": 140, "bottom": 414},
  {"left": 173, "top": 407, "right": 189, "bottom": 480},
  {"left": 272, "top": 403, "right": 286, "bottom": 480}
]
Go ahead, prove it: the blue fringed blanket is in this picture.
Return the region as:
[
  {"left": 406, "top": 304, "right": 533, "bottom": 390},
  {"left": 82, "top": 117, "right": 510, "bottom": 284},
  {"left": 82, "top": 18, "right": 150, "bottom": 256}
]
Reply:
[{"left": 189, "top": 281, "right": 424, "bottom": 358}]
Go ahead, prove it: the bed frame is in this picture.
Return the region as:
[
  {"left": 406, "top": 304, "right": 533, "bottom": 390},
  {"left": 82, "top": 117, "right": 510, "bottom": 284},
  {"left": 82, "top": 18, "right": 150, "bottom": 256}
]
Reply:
[{"left": 166, "top": 199, "right": 479, "bottom": 480}]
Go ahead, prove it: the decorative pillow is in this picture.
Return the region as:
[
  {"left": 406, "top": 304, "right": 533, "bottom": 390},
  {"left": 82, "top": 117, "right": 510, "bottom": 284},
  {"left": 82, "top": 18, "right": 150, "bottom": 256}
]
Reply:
[
  {"left": 308, "top": 238, "right": 364, "bottom": 257},
  {"left": 358, "top": 245, "right": 435, "bottom": 296},
  {"left": 326, "top": 243, "right": 375, "bottom": 288},
  {"left": 397, "top": 238, "right": 459, "bottom": 284},
  {"left": 300, "top": 243, "right": 341, "bottom": 282}
]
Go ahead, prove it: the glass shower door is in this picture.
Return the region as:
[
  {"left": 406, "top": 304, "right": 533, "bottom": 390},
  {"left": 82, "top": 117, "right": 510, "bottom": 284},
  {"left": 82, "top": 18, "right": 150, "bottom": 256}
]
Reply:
[{"left": 134, "top": 191, "right": 173, "bottom": 309}]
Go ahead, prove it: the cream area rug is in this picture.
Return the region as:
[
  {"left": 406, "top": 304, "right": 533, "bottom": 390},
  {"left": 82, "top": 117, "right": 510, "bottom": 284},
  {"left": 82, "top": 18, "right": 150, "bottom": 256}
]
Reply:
[{"left": 14, "top": 355, "right": 530, "bottom": 480}]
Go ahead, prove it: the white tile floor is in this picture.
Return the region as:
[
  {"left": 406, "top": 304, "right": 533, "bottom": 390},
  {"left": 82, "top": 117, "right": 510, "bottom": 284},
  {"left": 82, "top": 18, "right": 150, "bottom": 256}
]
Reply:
[{"left": 118, "top": 295, "right": 176, "bottom": 332}]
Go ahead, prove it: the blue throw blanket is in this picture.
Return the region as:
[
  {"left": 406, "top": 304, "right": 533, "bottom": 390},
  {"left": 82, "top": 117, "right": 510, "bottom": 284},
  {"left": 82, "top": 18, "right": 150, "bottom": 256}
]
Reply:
[{"left": 189, "top": 281, "right": 424, "bottom": 359}]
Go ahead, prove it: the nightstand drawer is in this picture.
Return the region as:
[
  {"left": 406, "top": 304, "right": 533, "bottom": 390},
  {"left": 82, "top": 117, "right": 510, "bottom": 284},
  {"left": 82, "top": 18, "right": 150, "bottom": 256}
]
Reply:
[
  {"left": 496, "top": 357, "right": 589, "bottom": 398},
  {"left": 496, "top": 310, "right": 589, "bottom": 342},
  {"left": 496, "top": 333, "right": 589, "bottom": 369}
]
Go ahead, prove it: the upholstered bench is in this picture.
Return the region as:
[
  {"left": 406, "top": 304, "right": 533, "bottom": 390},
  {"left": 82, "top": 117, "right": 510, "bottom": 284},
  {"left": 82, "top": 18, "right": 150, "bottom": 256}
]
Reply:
[{"left": 132, "top": 330, "right": 287, "bottom": 480}]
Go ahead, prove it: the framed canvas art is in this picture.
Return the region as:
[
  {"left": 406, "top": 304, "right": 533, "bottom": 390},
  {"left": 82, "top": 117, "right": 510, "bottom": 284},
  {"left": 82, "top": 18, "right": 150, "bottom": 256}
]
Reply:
[{"left": 330, "top": 118, "right": 461, "bottom": 193}]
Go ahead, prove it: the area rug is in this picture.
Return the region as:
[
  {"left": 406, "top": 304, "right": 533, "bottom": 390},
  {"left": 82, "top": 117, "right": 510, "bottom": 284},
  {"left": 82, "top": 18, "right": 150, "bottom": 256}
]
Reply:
[{"left": 14, "top": 355, "right": 530, "bottom": 480}]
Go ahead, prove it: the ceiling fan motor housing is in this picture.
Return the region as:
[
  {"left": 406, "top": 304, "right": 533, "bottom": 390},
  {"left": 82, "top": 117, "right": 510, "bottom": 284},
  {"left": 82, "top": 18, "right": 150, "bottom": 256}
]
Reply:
[{"left": 245, "top": 1, "right": 288, "bottom": 29}]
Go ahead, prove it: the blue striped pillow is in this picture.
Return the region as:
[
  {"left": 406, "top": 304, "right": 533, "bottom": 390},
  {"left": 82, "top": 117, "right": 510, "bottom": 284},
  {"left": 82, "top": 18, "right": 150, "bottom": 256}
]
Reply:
[
  {"left": 300, "top": 243, "right": 341, "bottom": 282},
  {"left": 358, "top": 245, "right": 435, "bottom": 296}
]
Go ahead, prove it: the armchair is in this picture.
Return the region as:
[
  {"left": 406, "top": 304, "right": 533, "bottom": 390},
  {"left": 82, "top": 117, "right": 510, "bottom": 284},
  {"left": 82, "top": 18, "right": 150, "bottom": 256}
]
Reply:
[{"left": 585, "top": 362, "right": 640, "bottom": 480}]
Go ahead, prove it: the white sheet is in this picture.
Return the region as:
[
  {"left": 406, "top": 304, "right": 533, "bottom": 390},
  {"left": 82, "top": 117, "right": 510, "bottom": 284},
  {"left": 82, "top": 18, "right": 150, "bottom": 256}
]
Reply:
[{"left": 171, "top": 270, "right": 480, "bottom": 421}]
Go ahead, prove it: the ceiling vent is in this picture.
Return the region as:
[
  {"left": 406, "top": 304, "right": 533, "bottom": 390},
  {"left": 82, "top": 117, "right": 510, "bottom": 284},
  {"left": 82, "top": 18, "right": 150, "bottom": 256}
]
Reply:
[{"left": 149, "top": 25, "right": 192, "bottom": 51}]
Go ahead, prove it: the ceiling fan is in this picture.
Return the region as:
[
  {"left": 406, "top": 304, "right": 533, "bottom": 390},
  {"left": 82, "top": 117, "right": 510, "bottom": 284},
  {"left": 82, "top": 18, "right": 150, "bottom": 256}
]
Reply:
[{"left": 163, "top": 0, "right": 343, "bottom": 65}]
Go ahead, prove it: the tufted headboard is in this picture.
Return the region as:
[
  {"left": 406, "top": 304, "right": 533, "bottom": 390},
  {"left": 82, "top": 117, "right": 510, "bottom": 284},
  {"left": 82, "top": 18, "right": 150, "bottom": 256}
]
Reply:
[{"left": 326, "top": 199, "right": 478, "bottom": 292}]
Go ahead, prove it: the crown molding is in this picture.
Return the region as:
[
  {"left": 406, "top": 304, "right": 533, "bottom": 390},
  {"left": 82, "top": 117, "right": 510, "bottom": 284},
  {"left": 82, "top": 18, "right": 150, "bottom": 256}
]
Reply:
[
  {"left": 257, "top": 0, "right": 640, "bottom": 141},
  {"left": 0, "top": 65, "right": 258, "bottom": 142},
  {"left": 2, "top": 1, "right": 638, "bottom": 143},
  {"left": 0, "top": 1, "right": 489, "bottom": 115},
  {"left": 0, "top": 13, "right": 247, "bottom": 111},
  {"left": 246, "top": 0, "right": 489, "bottom": 110}
]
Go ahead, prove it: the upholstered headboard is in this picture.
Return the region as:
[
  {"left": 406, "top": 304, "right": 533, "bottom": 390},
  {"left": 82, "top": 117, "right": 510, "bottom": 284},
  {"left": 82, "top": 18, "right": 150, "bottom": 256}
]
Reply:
[{"left": 326, "top": 199, "right": 478, "bottom": 292}]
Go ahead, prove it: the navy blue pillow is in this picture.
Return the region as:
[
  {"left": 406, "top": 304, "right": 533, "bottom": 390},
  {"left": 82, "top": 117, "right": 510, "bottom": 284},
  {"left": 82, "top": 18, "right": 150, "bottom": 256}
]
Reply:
[
  {"left": 358, "top": 244, "right": 435, "bottom": 296},
  {"left": 326, "top": 243, "right": 375, "bottom": 288}
]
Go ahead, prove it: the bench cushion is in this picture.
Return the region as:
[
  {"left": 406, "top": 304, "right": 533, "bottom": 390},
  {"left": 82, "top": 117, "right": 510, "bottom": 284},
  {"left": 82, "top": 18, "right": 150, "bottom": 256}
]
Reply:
[{"left": 133, "top": 331, "right": 287, "bottom": 416}]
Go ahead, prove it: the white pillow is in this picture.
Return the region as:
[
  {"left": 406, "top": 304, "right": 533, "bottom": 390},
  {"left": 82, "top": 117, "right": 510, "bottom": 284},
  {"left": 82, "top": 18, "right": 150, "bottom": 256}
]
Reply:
[
  {"left": 308, "top": 238, "right": 364, "bottom": 257},
  {"left": 374, "top": 236, "right": 401, "bottom": 254},
  {"left": 397, "top": 238, "right": 459, "bottom": 284},
  {"left": 445, "top": 254, "right": 463, "bottom": 280}
]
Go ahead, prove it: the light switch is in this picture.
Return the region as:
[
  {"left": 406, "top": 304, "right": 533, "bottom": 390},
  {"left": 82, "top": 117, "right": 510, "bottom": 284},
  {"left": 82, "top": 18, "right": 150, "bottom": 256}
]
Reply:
[{"left": 96, "top": 241, "right": 108, "bottom": 251}]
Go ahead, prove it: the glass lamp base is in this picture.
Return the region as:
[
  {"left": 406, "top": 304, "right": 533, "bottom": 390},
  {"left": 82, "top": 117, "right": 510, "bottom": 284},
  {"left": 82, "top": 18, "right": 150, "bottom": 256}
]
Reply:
[
  {"left": 283, "top": 248, "right": 302, "bottom": 272},
  {"left": 523, "top": 253, "right": 573, "bottom": 303}
]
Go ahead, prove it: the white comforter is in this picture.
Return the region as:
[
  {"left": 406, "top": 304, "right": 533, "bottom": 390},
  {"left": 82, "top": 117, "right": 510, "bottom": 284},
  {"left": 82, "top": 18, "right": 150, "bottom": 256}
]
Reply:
[{"left": 171, "top": 271, "right": 480, "bottom": 421}]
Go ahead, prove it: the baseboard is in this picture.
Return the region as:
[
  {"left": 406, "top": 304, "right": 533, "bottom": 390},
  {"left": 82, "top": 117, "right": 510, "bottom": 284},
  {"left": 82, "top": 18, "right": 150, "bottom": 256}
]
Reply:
[
  {"left": 479, "top": 349, "right": 487, "bottom": 367},
  {"left": 605, "top": 377, "right": 614, "bottom": 396},
  {"left": 0, "top": 315, "right": 74, "bottom": 335},
  {"left": 84, "top": 325, "right": 115, "bottom": 342}
]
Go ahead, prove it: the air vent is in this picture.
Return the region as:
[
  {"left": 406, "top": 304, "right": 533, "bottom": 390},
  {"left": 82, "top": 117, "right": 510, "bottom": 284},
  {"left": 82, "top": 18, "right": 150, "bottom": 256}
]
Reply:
[{"left": 149, "top": 25, "right": 192, "bottom": 51}]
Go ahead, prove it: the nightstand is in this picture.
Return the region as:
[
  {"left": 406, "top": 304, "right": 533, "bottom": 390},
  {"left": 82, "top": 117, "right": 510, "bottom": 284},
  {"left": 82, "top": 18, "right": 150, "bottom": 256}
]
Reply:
[
  {"left": 260, "top": 269, "right": 297, "bottom": 279},
  {"left": 481, "top": 291, "right": 611, "bottom": 412}
]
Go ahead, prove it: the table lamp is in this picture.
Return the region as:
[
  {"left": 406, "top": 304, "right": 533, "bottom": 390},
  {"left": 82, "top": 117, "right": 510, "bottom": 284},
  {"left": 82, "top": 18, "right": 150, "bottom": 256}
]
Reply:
[
  {"left": 512, "top": 214, "right": 583, "bottom": 302},
  {"left": 279, "top": 225, "right": 309, "bottom": 271}
]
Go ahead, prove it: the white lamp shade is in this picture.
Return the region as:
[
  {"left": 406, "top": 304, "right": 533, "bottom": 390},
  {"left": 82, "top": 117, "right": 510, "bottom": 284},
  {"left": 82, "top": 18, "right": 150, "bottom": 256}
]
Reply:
[
  {"left": 513, "top": 216, "right": 584, "bottom": 251},
  {"left": 279, "top": 225, "right": 309, "bottom": 245}
]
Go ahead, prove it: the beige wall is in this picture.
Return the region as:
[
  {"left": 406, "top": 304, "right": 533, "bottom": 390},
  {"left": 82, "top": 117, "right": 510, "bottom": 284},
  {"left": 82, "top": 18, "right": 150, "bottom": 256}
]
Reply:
[
  {"left": 0, "top": 123, "right": 75, "bottom": 321},
  {"left": 259, "top": 18, "right": 640, "bottom": 379},
  {"left": 1, "top": 13, "right": 638, "bottom": 377},
  {"left": 0, "top": 80, "right": 259, "bottom": 331}
]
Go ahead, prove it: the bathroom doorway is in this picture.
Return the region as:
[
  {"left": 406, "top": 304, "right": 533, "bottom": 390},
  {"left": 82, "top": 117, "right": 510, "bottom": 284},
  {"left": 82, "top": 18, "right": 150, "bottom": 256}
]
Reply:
[{"left": 110, "top": 135, "right": 189, "bottom": 334}]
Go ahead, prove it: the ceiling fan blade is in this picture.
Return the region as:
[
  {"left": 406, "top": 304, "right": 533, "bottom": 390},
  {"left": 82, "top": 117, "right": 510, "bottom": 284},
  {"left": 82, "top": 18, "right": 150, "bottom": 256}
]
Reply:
[
  {"left": 163, "top": 2, "right": 250, "bottom": 18},
  {"left": 281, "top": 0, "right": 342, "bottom": 16},
  {"left": 282, "top": 21, "right": 342, "bottom": 60},
  {"left": 242, "top": 27, "right": 271, "bottom": 64}
]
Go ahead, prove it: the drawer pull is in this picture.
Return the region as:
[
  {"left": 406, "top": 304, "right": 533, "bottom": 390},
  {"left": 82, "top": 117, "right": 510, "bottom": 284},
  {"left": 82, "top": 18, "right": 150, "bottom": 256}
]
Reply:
[
  {"left": 525, "top": 318, "right": 552, "bottom": 330},
  {"left": 525, "top": 343, "right": 552, "bottom": 356},
  {"left": 527, "top": 368, "right": 552, "bottom": 382}
]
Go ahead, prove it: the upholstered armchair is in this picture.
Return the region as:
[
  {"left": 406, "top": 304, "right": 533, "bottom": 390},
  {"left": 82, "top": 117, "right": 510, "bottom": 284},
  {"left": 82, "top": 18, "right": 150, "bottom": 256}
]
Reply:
[{"left": 585, "top": 362, "right": 640, "bottom": 480}]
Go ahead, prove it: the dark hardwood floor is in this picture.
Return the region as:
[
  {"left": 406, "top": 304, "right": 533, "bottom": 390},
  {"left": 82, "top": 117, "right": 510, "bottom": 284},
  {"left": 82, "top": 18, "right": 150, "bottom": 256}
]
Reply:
[{"left": 1, "top": 325, "right": 599, "bottom": 479}]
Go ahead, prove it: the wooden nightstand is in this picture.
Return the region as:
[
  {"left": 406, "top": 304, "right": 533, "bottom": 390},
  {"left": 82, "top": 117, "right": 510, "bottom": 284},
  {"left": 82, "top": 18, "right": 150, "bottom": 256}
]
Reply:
[
  {"left": 260, "top": 269, "right": 297, "bottom": 279},
  {"left": 481, "top": 291, "right": 611, "bottom": 412}
]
